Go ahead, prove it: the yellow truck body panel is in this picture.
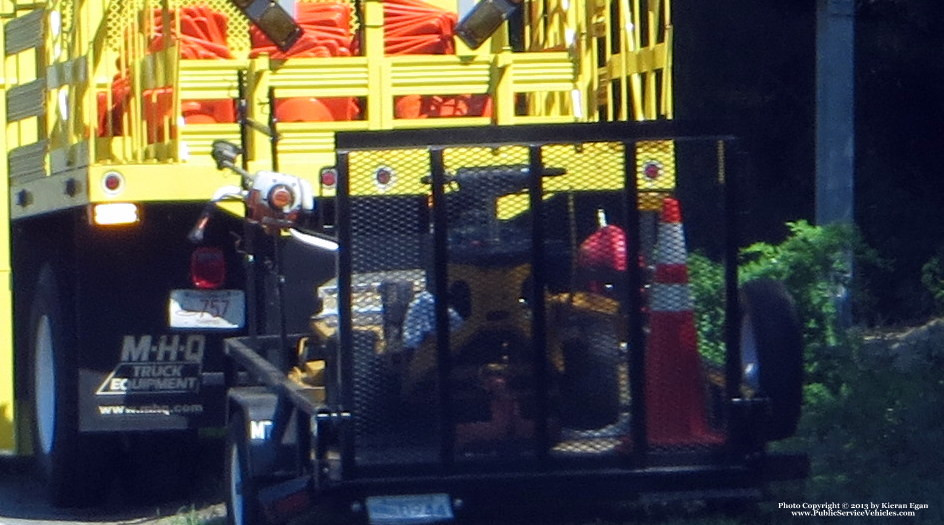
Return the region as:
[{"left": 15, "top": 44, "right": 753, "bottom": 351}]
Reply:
[{"left": 0, "top": 0, "right": 671, "bottom": 453}]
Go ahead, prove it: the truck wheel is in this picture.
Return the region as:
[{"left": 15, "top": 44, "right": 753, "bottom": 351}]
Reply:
[
  {"left": 30, "top": 266, "right": 115, "bottom": 507},
  {"left": 559, "top": 319, "right": 620, "bottom": 430},
  {"left": 740, "top": 279, "right": 803, "bottom": 441},
  {"left": 226, "top": 411, "right": 266, "bottom": 525}
]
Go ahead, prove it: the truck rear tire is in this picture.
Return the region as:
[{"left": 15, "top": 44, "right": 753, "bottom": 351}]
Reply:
[
  {"left": 740, "top": 279, "right": 804, "bottom": 441},
  {"left": 226, "top": 411, "right": 266, "bottom": 525},
  {"left": 30, "top": 265, "right": 116, "bottom": 507}
]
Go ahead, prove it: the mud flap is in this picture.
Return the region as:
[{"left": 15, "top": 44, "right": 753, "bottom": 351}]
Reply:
[
  {"left": 258, "top": 476, "right": 316, "bottom": 524},
  {"left": 227, "top": 386, "right": 299, "bottom": 480}
]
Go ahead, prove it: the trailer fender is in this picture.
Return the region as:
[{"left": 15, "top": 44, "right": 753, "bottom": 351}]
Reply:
[{"left": 227, "top": 387, "right": 298, "bottom": 479}]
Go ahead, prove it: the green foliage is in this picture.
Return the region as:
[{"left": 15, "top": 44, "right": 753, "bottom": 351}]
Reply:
[
  {"left": 691, "top": 221, "right": 944, "bottom": 523},
  {"left": 740, "top": 220, "right": 850, "bottom": 348},
  {"left": 800, "top": 332, "right": 944, "bottom": 523},
  {"left": 689, "top": 251, "right": 726, "bottom": 365},
  {"left": 691, "top": 220, "right": 885, "bottom": 379},
  {"left": 738, "top": 220, "right": 885, "bottom": 388},
  {"left": 920, "top": 247, "right": 944, "bottom": 314}
]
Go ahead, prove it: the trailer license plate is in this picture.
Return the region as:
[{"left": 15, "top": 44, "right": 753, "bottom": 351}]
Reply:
[
  {"left": 365, "top": 493, "right": 454, "bottom": 525},
  {"left": 169, "top": 290, "right": 245, "bottom": 329}
]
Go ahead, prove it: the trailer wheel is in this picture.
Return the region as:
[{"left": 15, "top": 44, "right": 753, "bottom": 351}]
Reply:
[
  {"left": 740, "top": 279, "right": 804, "bottom": 441},
  {"left": 559, "top": 319, "right": 620, "bottom": 430},
  {"left": 30, "top": 265, "right": 115, "bottom": 507},
  {"left": 226, "top": 411, "right": 266, "bottom": 525}
]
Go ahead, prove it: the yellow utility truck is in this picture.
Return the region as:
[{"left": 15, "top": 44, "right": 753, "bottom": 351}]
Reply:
[
  {"left": 1, "top": 0, "right": 806, "bottom": 518},
  {"left": 0, "top": 0, "right": 676, "bottom": 507}
]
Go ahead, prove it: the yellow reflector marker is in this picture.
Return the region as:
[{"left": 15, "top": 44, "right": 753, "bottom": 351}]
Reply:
[{"left": 93, "top": 203, "right": 140, "bottom": 225}]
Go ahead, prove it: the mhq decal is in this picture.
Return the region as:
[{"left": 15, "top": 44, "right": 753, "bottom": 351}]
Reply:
[
  {"left": 97, "top": 335, "right": 205, "bottom": 396},
  {"left": 120, "top": 334, "right": 205, "bottom": 362}
]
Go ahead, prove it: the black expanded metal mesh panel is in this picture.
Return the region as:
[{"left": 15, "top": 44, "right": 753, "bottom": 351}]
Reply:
[
  {"left": 347, "top": 149, "right": 442, "bottom": 466},
  {"left": 440, "top": 146, "right": 541, "bottom": 460},
  {"left": 339, "top": 134, "right": 732, "bottom": 471},
  {"left": 541, "top": 142, "right": 631, "bottom": 457},
  {"left": 645, "top": 140, "right": 729, "bottom": 455}
]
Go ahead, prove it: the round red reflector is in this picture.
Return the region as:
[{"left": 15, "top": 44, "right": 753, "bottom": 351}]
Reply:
[
  {"left": 376, "top": 168, "right": 392, "bottom": 186},
  {"left": 268, "top": 184, "right": 295, "bottom": 210},
  {"left": 320, "top": 169, "right": 337, "bottom": 187},
  {"left": 102, "top": 172, "right": 124, "bottom": 193},
  {"left": 643, "top": 161, "right": 662, "bottom": 180}
]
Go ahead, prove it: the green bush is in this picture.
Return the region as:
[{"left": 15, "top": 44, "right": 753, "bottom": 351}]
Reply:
[
  {"left": 690, "top": 220, "right": 943, "bottom": 523},
  {"left": 801, "top": 335, "right": 944, "bottom": 522},
  {"left": 688, "top": 251, "right": 726, "bottom": 365},
  {"left": 739, "top": 220, "right": 886, "bottom": 389},
  {"left": 691, "top": 220, "right": 884, "bottom": 384},
  {"left": 920, "top": 247, "right": 944, "bottom": 314}
]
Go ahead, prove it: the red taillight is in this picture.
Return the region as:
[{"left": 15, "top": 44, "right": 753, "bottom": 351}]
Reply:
[{"left": 191, "top": 247, "right": 226, "bottom": 289}]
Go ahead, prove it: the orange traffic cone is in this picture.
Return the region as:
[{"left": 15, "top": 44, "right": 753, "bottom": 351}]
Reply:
[{"left": 643, "top": 197, "right": 724, "bottom": 447}]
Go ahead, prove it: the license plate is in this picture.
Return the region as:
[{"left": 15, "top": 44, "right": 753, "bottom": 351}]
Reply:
[
  {"left": 365, "top": 493, "right": 454, "bottom": 525},
  {"left": 169, "top": 289, "right": 245, "bottom": 329}
]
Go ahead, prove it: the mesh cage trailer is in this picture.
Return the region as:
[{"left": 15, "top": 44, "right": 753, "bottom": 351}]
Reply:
[{"left": 223, "top": 121, "right": 808, "bottom": 524}]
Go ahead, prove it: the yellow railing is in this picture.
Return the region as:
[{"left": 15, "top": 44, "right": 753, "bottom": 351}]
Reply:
[
  {"left": 5, "top": 0, "right": 672, "bottom": 206},
  {"left": 1, "top": 0, "right": 675, "bottom": 451}
]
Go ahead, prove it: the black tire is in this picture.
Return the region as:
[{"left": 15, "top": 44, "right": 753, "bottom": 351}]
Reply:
[
  {"left": 225, "top": 411, "right": 267, "bottom": 525},
  {"left": 30, "top": 265, "right": 116, "bottom": 507},
  {"left": 740, "top": 279, "right": 804, "bottom": 441},
  {"left": 559, "top": 319, "right": 621, "bottom": 430}
]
